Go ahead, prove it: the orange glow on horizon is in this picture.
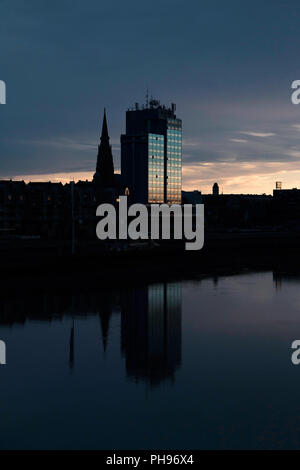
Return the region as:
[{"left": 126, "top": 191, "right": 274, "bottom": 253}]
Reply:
[{"left": 7, "top": 162, "right": 300, "bottom": 195}]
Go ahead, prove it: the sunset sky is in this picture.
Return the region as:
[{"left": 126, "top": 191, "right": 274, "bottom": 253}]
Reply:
[{"left": 1, "top": 0, "right": 300, "bottom": 194}]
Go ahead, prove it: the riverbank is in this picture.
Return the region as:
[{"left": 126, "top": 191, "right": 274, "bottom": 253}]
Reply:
[{"left": 1, "top": 230, "right": 300, "bottom": 294}]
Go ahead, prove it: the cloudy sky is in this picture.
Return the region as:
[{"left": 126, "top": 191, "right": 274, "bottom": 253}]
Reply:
[{"left": 1, "top": 0, "right": 300, "bottom": 193}]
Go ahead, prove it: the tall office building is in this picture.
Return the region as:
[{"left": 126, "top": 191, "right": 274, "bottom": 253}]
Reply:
[{"left": 121, "top": 99, "right": 182, "bottom": 204}]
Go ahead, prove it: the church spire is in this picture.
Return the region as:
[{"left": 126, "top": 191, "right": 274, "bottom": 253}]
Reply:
[
  {"left": 93, "top": 109, "right": 115, "bottom": 191},
  {"left": 101, "top": 108, "right": 109, "bottom": 142}
]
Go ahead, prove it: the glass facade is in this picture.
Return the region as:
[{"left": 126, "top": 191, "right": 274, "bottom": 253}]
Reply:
[
  {"left": 148, "top": 133, "right": 164, "bottom": 203},
  {"left": 166, "top": 120, "right": 182, "bottom": 204},
  {"left": 122, "top": 104, "right": 182, "bottom": 205}
]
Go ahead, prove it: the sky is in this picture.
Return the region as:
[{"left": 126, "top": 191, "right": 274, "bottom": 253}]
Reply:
[{"left": 1, "top": 0, "right": 300, "bottom": 193}]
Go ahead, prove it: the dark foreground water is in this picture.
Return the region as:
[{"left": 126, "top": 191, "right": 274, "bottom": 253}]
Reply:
[{"left": 1, "top": 271, "right": 300, "bottom": 450}]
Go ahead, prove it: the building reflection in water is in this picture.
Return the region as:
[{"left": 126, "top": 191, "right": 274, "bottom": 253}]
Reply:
[
  {"left": 0, "top": 282, "right": 182, "bottom": 388},
  {"left": 121, "top": 283, "right": 182, "bottom": 388},
  {"left": 273, "top": 271, "right": 300, "bottom": 291}
]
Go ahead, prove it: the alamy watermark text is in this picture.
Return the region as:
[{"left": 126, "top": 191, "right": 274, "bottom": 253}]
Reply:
[
  {"left": 96, "top": 196, "right": 204, "bottom": 250},
  {"left": 0, "top": 80, "right": 6, "bottom": 104},
  {"left": 0, "top": 340, "right": 6, "bottom": 365}
]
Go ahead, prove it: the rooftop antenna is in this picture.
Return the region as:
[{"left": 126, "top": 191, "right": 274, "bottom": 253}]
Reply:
[
  {"left": 146, "top": 88, "right": 149, "bottom": 108},
  {"left": 71, "top": 179, "right": 75, "bottom": 255}
]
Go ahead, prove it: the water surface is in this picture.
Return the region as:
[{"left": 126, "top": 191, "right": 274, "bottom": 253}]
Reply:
[{"left": 0, "top": 271, "right": 300, "bottom": 449}]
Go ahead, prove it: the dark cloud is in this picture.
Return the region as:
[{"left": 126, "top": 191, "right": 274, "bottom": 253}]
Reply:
[{"left": 1, "top": 0, "right": 300, "bottom": 181}]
